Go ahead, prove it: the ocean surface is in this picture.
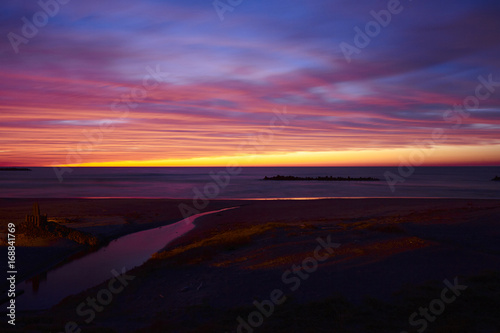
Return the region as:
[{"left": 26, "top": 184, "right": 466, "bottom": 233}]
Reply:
[{"left": 1, "top": 166, "right": 499, "bottom": 199}]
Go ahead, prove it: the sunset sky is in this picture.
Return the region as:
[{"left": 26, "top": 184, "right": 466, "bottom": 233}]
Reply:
[{"left": 1, "top": 0, "right": 500, "bottom": 167}]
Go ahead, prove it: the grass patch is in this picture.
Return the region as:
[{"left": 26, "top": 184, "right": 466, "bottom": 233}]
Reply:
[{"left": 151, "top": 222, "right": 289, "bottom": 264}]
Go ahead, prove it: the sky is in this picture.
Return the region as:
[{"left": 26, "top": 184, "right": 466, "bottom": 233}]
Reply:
[{"left": 1, "top": 0, "right": 499, "bottom": 167}]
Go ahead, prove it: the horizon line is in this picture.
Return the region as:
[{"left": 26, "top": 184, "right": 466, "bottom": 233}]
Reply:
[{"left": 2, "top": 164, "right": 500, "bottom": 168}]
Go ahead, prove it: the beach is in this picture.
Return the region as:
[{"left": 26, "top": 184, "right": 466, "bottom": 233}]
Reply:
[
  {"left": 3, "top": 0, "right": 500, "bottom": 330},
  {"left": 0, "top": 198, "right": 239, "bottom": 283},
  {"left": 1, "top": 198, "right": 500, "bottom": 332}
]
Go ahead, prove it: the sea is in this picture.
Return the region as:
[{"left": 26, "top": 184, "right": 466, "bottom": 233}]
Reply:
[{"left": 1, "top": 166, "right": 499, "bottom": 199}]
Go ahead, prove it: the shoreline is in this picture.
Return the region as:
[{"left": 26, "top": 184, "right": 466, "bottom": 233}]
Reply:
[
  {"left": 0, "top": 198, "right": 241, "bottom": 285},
  {"left": 3, "top": 198, "right": 500, "bottom": 332},
  {"left": 4, "top": 196, "right": 500, "bottom": 200}
]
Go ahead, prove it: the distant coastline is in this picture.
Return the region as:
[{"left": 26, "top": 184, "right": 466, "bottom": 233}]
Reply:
[
  {"left": 493, "top": 176, "right": 500, "bottom": 181},
  {"left": 263, "top": 175, "right": 380, "bottom": 181},
  {"left": 0, "top": 167, "right": 31, "bottom": 171}
]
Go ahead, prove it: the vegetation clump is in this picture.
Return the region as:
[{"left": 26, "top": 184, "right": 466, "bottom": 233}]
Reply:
[{"left": 18, "top": 220, "right": 100, "bottom": 246}]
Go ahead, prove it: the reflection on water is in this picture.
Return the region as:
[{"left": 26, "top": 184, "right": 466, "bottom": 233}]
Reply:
[
  {"left": 2, "top": 166, "right": 499, "bottom": 199},
  {"left": 27, "top": 271, "right": 47, "bottom": 294},
  {"left": 16, "top": 207, "right": 236, "bottom": 311}
]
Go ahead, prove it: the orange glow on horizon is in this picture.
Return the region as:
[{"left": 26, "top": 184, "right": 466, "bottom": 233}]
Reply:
[{"left": 53, "top": 145, "right": 500, "bottom": 167}]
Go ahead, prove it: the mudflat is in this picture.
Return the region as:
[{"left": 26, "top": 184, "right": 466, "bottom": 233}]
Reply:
[{"left": 2, "top": 198, "right": 500, "bottom": 332}]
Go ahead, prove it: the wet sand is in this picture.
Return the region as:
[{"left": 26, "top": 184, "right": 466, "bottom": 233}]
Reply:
[
  {"left": 0, "top": 198, "right": 239, "bottom": 283},
  {"left": 2, "top": 198, "right": 500, "bottom": 332}
]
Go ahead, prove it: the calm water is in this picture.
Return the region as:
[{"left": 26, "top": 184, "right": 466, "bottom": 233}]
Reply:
[{"left": 1, "top": 166, "right": 499, "bottom": 199}]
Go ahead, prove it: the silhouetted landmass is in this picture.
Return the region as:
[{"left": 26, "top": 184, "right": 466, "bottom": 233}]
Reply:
[
  {"left": 0, "top": 167, "right": 31, "bottom": 171},
  {"left": 263, "top": 175, "right": 380, "bottom": 181},
  {"left": 493, "top": 176, "right": 500, "bottom": 181}
]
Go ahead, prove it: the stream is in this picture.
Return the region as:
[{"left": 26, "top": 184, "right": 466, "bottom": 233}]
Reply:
[{"left": 16, "top": 207, "right": 236, "bottom": 311}]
